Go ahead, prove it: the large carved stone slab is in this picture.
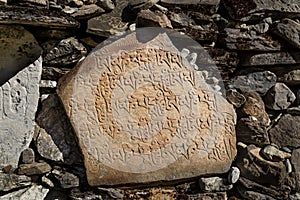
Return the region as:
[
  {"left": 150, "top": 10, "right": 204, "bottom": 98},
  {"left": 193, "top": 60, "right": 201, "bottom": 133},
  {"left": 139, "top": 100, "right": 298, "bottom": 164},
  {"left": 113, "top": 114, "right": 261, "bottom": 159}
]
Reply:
[
  {"left": 58, "top": 31, "right": 236, "bottom": 186},
  {"left": 0, "top": 57, "right": 42, "bottom": 169}
]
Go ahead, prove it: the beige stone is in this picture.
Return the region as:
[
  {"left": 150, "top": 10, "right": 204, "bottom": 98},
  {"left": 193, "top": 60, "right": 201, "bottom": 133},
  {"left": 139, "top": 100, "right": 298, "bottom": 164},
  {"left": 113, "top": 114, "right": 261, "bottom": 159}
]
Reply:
[{"left": 57, "top": 30, "right": 236, "bottom": 186}]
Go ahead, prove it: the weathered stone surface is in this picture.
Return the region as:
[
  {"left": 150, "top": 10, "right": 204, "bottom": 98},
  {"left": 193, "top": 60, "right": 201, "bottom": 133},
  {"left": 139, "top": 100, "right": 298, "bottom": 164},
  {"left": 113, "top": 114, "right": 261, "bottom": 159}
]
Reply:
[
  {"left": 242, "top": 91, "right": 270, "bottom": 126},
  {"left": 52, "top": 170, "right": 80, "bottom": 189},
  {"left": 291, "top": 149, "right": 300, "bottom": 173},
  {"left": 237, "top": 186, "right": 276, "bottom": 200},
  {"left": 199, "top": 177, "right": 233, "bottom": 192},
  {"left": 273, "top": 18, "right": 300, "bottom": 49},
  {"left": 96, "top": 0, "right": 115, "bottom": 10},
  {"left": 0, "top": 173, "right": 31, "bottom": 192},
  {"left": 0, "top": 25, "right": 42, "bottom": 86},
  {"left": 39, "top": 80, "right": 57, "bottom": 93},
  {"left": 261, "top": 145, "right": 291, "bottom": 162},
  {"left": 129, "top": 0, "right": 159, "bottom": 12},
  {"left": 230, "top": 71, "right": 277, "bottom": 95},
  {"left": 0, "top": 6, "right": 79, "bottom": 28},
  {"left": 21, "top": 148, "right": 35, "bottom": 164},
  {"left": 269, "top": 114, "right": 300, "bottom": 148},
  {"left": 186, "top": 192, "right": 227, "bottom": 200},
  {"left": 36, "top": 94, "right": 83, "bottom": 165},
  {"left": 236, "top": 117, "right": 269, "bottom": 146},
  {"left": 18, "top": 162, "right": 51, "bottom": 176},
  {"left": 71, "top": 4, "right": 105, "bottom": 20},
  {"left": 70, "top": 189, "right": 103, "bottom": 200},
  {"left": 16, "top": 0, "right": 48, "bottom": 6},
  {"left": 137, "top": 9, "right": 172, "bottom": 28},
  {"left": 228, "top": 166, "right": 240, "bottom": 184},
  {"left": 42, "top": 67, "right": 70, "bottom": 81},
  {"left": 0, "top": 185, "right": 49, "bottom": 200},
  {"left": 219, "top": 28, "right": 281, "bottom": 51},
  {"left": 160, "top": 0, "right": 221, "bottom": 15},
  {"left": 279, "top": 69, "right": 300, "bottom": 85},
  {"left": 169, "top": 11, "right": 195, "bottom": 28},
  {"left": 44, "top": 37, "right": 87, "bottom": 67},
  {"left": 87, "top": 0, "right": 129, "bottom": 37},
  {"left": 223, "top": 0, "right": 300, "bottom": 20},
  {"left": 240, "top": 52, "right": 300, "bottom": 67},
  {"left": 0, "top": 57, "right": 42, "bottom": 169},
  {"left": 226, "top": 89, "right": 246, "bottom": 108},
  {"left": 264, "top": 83, "right": 296, "bottom": 110},
  {"left": 235, "top": 144, "right": 287, "bottom": 186},
  {"left": 57, "top": 30, "right": 236, "bottom": 185},
  {"left": 98, "top": 187, "right": 124, "bottom": 199}
]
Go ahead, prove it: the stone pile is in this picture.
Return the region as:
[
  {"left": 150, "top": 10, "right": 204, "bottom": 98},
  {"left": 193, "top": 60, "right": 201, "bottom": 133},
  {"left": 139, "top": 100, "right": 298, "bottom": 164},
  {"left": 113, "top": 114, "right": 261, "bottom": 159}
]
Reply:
[{"left": 0, "top": 0, "right": 300, "bottom": 199}]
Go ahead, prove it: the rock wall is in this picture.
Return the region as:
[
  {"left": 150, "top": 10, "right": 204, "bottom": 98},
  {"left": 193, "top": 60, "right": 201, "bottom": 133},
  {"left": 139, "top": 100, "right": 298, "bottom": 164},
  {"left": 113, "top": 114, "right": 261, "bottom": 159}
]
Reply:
[{"left": 0, "top": 0, "right": 300, "bottom": 199}]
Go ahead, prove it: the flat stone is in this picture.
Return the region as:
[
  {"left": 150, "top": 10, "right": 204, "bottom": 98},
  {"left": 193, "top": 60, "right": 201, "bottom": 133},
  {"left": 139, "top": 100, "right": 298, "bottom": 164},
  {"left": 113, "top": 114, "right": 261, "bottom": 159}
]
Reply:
[
  {"left": 261, "top": 145, "right": 291, "bottom": 162},
  {"left": 240, "top": 51, "right": 300, "bottom": 67},
  {"left": 237, "top": 186, "right": 276, "bottom": 200},
  {"left": 169, "top": 11, "right": 194, "bottom": 28},
  {"left": 129, "top": 0, "right": 159, "bottom": 12},
  {"left": 87, "top": 0, "right": 129, "bottom": 37},
  {"left": 71, "top": 4, "right": 105, "bottom": 20},
  {"left": 219, "top": 28, "right": 281, "bottom": 51},
  {"left": 199, "top": 177, "right": 233, "bottom": 192},
  {"left": 291, "top": 149, "right": 300, "bottom": 173},
  {"left": 18, "top": 162, "right": 52, "bottom": 176},
  {"left": 16, "top": 0, "right": 48, "bottom": 6},
  {"left": 264, "top": 83, "right": 296, "bottom": 110},
  {"left": 0, "top": 185, "right": 49, "bottom": 200},
  {"left": 186, "top": 192, "right": 227, "bottom": 200},
  {"left": 160, "top": 0, "right": 221, "bottom": 15},
  {"left": 175, "top": 24, "right": 218, "bottom": 43},
  {"left": 70, "top": 189, "right": 103, "bottom": 200},
  {"left": 287, "top": 106, "right": 300, "bottom": 115},
  {"left": 235, "top": 145, "right": 287, "bottom": 186},
  {"left": 137, "top": 9, "right": 172, "bottom": 28},
  {"left": 57, "top": 29, "right": 236, "bottom": 186},
  {"left": 236, "top": 117, "right": 270, "bottom": 146},
  {"left": 279, "top": 69, "right": 300, "bottom": 85},
  {"left": 223, "top": 0, "right": 300, "bottom": 20},
  {"left": 0, "top": 173, "right": 31, "bottom": 192},
  {"left": 0, "top": 57, "right": 42, "bottom": 169},
  {"left": 96, "top": 0, "right": 115, "bottom": 10},
  {"left": 226, "top": 89, "right": 246, "bottom": 108},
  {"left": 36, "top": 94, "right": 83, "bottom": 165},
  {"left": 21, "top": 148, "right": 35, "bottom": 164},
  {"left": 0, "top": 25, "right": 42, "bottom": 86},
  {"left": 52, "top": 170, "right": 79, "bottom": 189},
  {"left": 230, "top": 71, "right": 277, "bottom": 95},
  {"left": 269, "top": 114, "right": 300, "bottom": 148},
  {"left": 0, "top": 5, "right": 79, "bottom": 28},
  {"left": 44, "top": 37, "right": 87, "bottom": 67},
  {"left": 273, "top": 18, "right": 300, "bottom": 49}
]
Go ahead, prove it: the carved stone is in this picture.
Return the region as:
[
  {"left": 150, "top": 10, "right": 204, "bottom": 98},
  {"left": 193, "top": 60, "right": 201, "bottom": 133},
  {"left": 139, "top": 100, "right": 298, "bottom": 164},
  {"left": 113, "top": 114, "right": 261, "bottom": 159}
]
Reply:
[
  {"left": 0, "top": 57, "right": 42, "bottom": 169},
  {"left": 58, "top": 30, "right": 236, "bottom": 186}
]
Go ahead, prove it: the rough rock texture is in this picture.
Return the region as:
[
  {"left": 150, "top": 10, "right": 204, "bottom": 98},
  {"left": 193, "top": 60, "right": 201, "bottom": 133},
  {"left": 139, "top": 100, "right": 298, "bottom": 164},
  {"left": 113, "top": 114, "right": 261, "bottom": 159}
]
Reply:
[
  {"left": 129, "top": 0, "right": 159, "bottom": 12},
  {"left": 0, "top": 25, "right": 42, "bottom": 85},
  {"left": 199, "top": 177, "right": 233, "bottom": 192},
  {"left": 279, "top": 69, "right": 300, "bottom": 85},
  {"left": 269, "top": 114, "right": 300, "bottom": 148},
  {"left": 226, "top": 89, "right": 245, "bottom": 108},
  {"left": 0, "top": 57, "right": 42, "bottom": 169},
  {"left": 0, "top": 173, "right": 31, "bottom": 192},
  {"left": 291, "top": 149, "right": 300, "bottom": 173},
  {"left": 71, "top": 4, "right": 105, "bottom": 20},
  {"left": 52, "top": 170, "right": 80, "bottom": 189},
  {"left": 0, "top": 185, "right": 49, "bottom": 200},
  {"left": 21, "top": 148, "right": 35, "bottom": 164},
  {"left": 58, "top": 31, "right": 236, "bottom": 186},
  {"left": 261, "top": 145, "right": 291, "bottom": 162},
  {"left": 18, "top": 162, "right": 51, "bottom": 176},
  {"left": 264, "top": 83, "right": 296, "bottom": 110},
  {"left": 137, "top": 9, "right": 172, "bottom": 28}
]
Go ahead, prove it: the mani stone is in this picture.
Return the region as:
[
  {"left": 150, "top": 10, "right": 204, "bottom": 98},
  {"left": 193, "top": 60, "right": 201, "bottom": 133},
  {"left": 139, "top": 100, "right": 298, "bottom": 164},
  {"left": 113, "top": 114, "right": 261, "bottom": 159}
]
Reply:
[
  {"left": 57, "top": 30, "right": 237, "bottom": 186},
  {"left": 0, "top": 185, "right": 49, "bottom": 200},
  {"left": 0, "top": 57, "right": 42, "bottom": 169}
]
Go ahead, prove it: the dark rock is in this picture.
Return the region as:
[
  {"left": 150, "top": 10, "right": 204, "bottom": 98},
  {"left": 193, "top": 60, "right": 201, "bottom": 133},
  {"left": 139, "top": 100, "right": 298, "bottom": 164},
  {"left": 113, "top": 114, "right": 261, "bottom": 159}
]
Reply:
[
  {"left": 219, "top": 28, "right": 281, "bottom": 51},
  {"left": 0, "top": 5, "right": 79, "bottom": 28},
  {"left": 240, "top": 52, "right": 300, "bottom": 67},
  {"left": 71, "top": 4, "right": 105, "bottom": 20},
  {"left": 249, "top": 22, "right": 269, "bottom": 34},
  {"left": 98, "top": 188, "right": 124, "bottom": 199},
  {"left": 169, "top": 11, "right": 194, "bottom": 28},
  {"left": 70, "top": 189, "right": 102, "bottom": 200},
  {"left": 52, "top": 169, "right": 79, "bottom": 189},
  {"left": 242, "top": 91, "right": 270, "bottom": 125},
  {"left": 286, "top": 172, "right": 300, "bottom": 193},
  {"left": 264, "top": 83, "right": 296, "bottom": 110},
  {"left": 0, "top": 173, "right": 31, "bottom": 192},
  {"left": 137, "top": 9, "right": 172, "bottom": 28},
  {"left": 12, "top": 0, "right": 48, "bottom": 7},
  {"left": 21, "top": 148, "right": 35, "bottom": 164},
  {"left": 187, "top": 192, "right": 227, "bottom": 200},
  {"left": 87, "top": 0, "right": 129, "bottom": 37},
  {"left": 235, "top": 144, "right": 287, "bottom": 186},
  {"left": 42, "top": 67, "right": 70, "bottom": 81},
  {"left": 261, "top": 145, "right": 291, "bottom": 162},
  {"left": 226, "top": 89, "right": 246, "bottom": 108},
  {"left": 176, "top": 25, "right": 218, "bottom": 43},
  {"left": 129, "top": 0, "right": 159, "bottom": 12},
  {"left": 291, "top": 149, "right": 300, "bottom": 173},
  {"left": 0, "top": 185, "right": 49, "bottom": 199},
  {"left": 236, "top": 117, "right": 270, "bottom": 146},
  {"left": 18, "top": 162, "right": 52, "bottom": 176},
  {"left": 287, "top": 106, "right": 300, "bottom": 116},
  {"left": 199, "top": 177, "right": 233, "bottom": 192},
  {"left": 237, "top": 185, "right": 277, "bottom": 200},
  {"left": 278, "top": 69, "right": 300, "bottom": 85},
  {"left": 96, "top": 0, "right": 115, "bottom": 11},
  {"left": 44, "top": 37, "right": 87, "bottom": 67},
  {"left": 36, "top": 94, "right": 83, "bottom": 165},
  {"left": 230, "top": 71, "right": 277, "bottom": 95},
  {"left": 273, "top": 18, "right": 300, "bottom": 49},
  {"left": 269, "top": 114, "right": 300, "bottom": 148}
]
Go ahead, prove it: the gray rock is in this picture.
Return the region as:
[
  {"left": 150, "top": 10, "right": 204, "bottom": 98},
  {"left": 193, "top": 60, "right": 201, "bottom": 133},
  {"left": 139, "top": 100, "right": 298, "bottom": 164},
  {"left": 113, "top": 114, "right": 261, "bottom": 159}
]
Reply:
[
  {"left": 36, "top": 94, "right": 83, "bottom": 165},
  {"left": 0, "top": 57, "right": 42, "bottom": 169},
  {"left": 129, "top": 0, "right": 159, "bottom": 12},
  {"left": 230, "top": 71, "right": 277, "bottom": 95},
  {"left": 71, "top": 4, "right": 105, "bottom": 20},
  {"left": 96, "top": 0, "right": 115, "bottom": 10},
  {"left": 291, "top": 149, "right": 300, "bottom": 173},
  {"left": 70, "top": 189, "right": 103, "bottom": 200},
  {"left": 98, "top": 188, "right": 124, "bottom": 199},
  {"left": 290, "top": 193, "right": 300, "bottom": 200},
  {"left": 21, "top": 148, "right": 35, "bottom": 164},
  {"left": 287, "top": 106, "right": 300, "bottom": 115},
  {"left": 15, "top": 0, "right": 48, "bottom": 6},
  {"left": 273, "top": 18, "right": 300, "bottom": 49},
  {"left": 34, "top": 125, "right": 64, "bottom": 162},
  {"left": 0, "top": 185, "right": 49, "bottom": 200},
  {"left": 226, "top": 89, "right": 246, "bottom": 108},
  {"left": 199, "top": 177, "right": 233, "bottom": 192},
  {"left": 249, "top": 22, "right": 269, "bottom": 34},
  {"left": 42, "top": 67, "right": 70, "bottom": 81},
  {"left": 0, "top": 173, "right": 31, "bottom": 192},
  {"left": 279, "top": 69, "right": 300, "bottom": 85},
  {"left": 237, "top": 187, "right": 276, "bottom": 200},
  {"left": 44, "top": 37, "right": 87, "bottom": 67},
  {"left": 261, "top": 145, "right": 291, "bottom": 162},
  {"left": 52, "top": 170, "right": 79, "bottom": 189},
  {"left": 264, "top": 83, "right": 296, "bottom": 110},
  {"left": 219, "top": 28, "right": 281, "bottom": 51},
  {"left": 137, "top": 9, "right": 172, "bottom": 28},
  {"left": 169, "top": 11, "right": 194, "bottom": 28},
  {"left": 18, "top": 162, "right": 52, "bottom": 176},
  {"left": 0, "top": 25, "right": 42, "bottom": 85},
  {"left": 269, "top": 114, "right": 300, "bottom": 148},
  {"left": 228, "top": 166, "right": 240, "bottom": 184}
]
